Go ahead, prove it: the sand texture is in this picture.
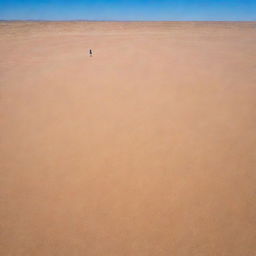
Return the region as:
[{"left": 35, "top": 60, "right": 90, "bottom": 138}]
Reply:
[{"left": 0, "top": 21, "right": 256, "bottom": 255}]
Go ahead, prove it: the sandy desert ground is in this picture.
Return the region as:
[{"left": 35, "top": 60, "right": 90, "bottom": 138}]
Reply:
[{"left": 0, "top": 21, "right": 256, "bottom": 255}]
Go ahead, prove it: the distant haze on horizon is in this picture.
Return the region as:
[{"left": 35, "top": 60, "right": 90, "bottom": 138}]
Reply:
[{"left": 0, "top": 0, "right": 256, "bottom": 21}]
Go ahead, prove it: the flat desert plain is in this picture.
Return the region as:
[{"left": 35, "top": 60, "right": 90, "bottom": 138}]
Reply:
[{"left": 0, "top": 22, "right": 256, "bottom": 255}]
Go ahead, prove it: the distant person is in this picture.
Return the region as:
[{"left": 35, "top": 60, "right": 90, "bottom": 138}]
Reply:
[{"left": 89, "top": 49, "right": 93, "bottom": 57}]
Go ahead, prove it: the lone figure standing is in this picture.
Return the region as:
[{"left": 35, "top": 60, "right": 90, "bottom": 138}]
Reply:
[{"left": 89, "top": 49, "right": 93, "bottom": 57}]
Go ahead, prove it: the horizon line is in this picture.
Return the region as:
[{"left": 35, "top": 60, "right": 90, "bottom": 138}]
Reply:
[{"left": 1, "top": 19, "right": 256, "bottom": 22}]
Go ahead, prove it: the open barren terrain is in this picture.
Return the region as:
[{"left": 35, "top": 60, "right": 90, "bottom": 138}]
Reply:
[{"left": 0, "top": 21, "right": 256, "bottom": 255}]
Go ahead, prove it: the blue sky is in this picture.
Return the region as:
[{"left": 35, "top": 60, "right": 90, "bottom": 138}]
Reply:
[{"left": 0, "top": 0, "right": 256, "bottom": 21}]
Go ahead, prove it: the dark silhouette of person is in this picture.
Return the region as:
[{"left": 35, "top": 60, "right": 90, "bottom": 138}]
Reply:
[{"left": 89, "top": 49, "right": 92, "bottom": 57}]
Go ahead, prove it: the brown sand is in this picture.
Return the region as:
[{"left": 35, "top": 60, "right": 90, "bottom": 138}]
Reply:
[{"left": 0, "top": 21, "right": 256, "bottom": 255}]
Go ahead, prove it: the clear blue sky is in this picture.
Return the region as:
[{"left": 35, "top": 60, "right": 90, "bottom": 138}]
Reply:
[{"left": 0, "top": 0, "right": 256, "bottom": 21}]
